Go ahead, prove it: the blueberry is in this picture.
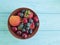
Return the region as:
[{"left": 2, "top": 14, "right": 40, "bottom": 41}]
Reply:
[
  {"left": 29, "top": 29, "right": 33, "bottom": 34},
  {"left": 36, "top": 22, "right": 39, "bottom": 26},
  {"left": 20, "top": 13, "right": 24, "bottom": 17},
  {"left": 21, "top": 9, "right": 26, "bottom": 13},
  {"left": 26, "top": 26, "right": 30, "bottom": 30},
  {"left": 23, "top": 24, "right": 27, "bottom": 29},
  {"left": 18, "top": 23, "right": 24, "bottom": 30},
  {"left": 23, "top": 23, "right": 30, "bottom": 29},
  {"left": 22, "top": 29, "right": 26, "bottom": 32},
  {"left": 29, "top": 19, "right": 33, "bottom": 23},
  {"left": 26, "top": 23, "right": 30, "bottom": 27}
]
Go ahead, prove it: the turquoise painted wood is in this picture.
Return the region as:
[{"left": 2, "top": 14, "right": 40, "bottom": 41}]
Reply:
[
  {"left": 0, "top": 31, "right": 60, "bottom": 45},
  {"left": 0, "top": 0, "right": 60, "bottom": 13},
  {"left": 0, "top": 0, "right": 60, "bottom": 45},
  {"left": 0, "top": 14, "right": 60, "bottom": 31}
]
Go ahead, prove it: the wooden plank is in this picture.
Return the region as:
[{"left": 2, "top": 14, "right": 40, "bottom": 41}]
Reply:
[
  {"left": 0, "top": 0, "right": 60, "bottom": 45},
  {"left": 0, "top": 0, "right": 60, "bottom": 13},
  {"left": 39, "top": 14, "right": 60, "bottom": 30},
  {"left": 0, "top": 31, "right": 60, "bottom": 45},
  {"left": 0, "top": 14, "right": 60, "bottom": 31},
  {"left": 0, "top": 14, "right": 9, "bottom": 31}
]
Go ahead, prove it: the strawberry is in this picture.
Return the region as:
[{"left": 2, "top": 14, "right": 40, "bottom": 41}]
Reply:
[
  {"left": 30, "top": 22, "right": 35, "bottom": 29},
  {"left": 28, "top": 12, "right": 33, "bottom": 19},
  {"left": 24, "top": 10, "right": 29, "bottom": 18}
]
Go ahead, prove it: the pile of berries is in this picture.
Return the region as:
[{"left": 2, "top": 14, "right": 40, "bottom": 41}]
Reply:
[{"left": 8, "top": 8, "right": 39, "bottom": 39}]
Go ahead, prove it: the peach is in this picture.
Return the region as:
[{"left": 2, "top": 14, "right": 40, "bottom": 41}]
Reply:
[{"left": 9, "top": 15, "right": 21, "bottom": 26}]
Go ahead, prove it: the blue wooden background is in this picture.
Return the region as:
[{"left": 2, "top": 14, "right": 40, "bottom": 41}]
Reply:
[{"left": 0, "top": 0, "right": 60, "bottom": 45}]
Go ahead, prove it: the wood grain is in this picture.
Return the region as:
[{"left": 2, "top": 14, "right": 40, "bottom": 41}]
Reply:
[{"left": 0, "top": 0, "right": 60, "bottom": 45}]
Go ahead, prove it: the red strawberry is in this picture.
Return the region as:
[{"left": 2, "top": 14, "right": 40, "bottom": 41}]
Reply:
[
  {"left": 22, "top": 18, "right": 28, "bottom": 23},
  {"left": 28, "top": 12, "right": 33, "bottom": 19},
  {"left": 30, "top": 22, "right": 35, "bottom": 29},
  {"left": 33, "top": 16, "right": 39, "bottom": 22}
]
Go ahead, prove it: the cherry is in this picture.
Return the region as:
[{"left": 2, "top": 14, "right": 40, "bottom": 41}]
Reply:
[
  {"left": 16, "top": 31, "right": 22, "bottom": 35},
  {"left": 22, "top": 33, "right": 28, "bottom": 39},
  {"left": 18, "top": 13, "right": 24, "bottom": 18},
  {"left": 12, "top": 27, "right": 17, "bottom": 32},
  {"left": 33, "top": 16, "right": 39, "bottom": 22}
]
